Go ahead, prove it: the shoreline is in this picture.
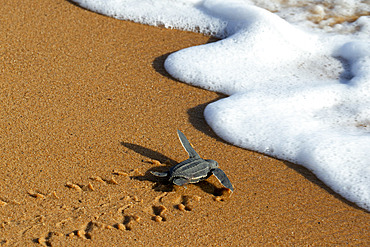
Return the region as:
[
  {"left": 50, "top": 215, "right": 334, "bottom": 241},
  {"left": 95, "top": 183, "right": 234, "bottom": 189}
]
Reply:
[{"left": 0, "top": 0, "right": 369, "bottom": 245}]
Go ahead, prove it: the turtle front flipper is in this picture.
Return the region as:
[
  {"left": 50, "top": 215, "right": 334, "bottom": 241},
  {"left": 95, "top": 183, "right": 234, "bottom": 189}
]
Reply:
[
  {"left": 177, "top": 130, "right": 201, "bottom": 159},
  {"left": 212, "top": 168, "right": 234, "bottom": 192},
  {"left": 150, "top": 171, "right": 169, "bottom": 178}
]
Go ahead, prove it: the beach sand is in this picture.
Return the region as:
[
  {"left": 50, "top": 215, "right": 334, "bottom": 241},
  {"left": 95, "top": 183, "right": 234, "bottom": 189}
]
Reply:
[{"left": 0, "top": 0, "right": 369, "bottom": 245}]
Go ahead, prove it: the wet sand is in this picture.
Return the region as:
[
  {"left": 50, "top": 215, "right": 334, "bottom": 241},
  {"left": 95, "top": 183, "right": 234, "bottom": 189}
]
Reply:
[{"left": 0, "top": 0, "right": 369, "bottom": 245}]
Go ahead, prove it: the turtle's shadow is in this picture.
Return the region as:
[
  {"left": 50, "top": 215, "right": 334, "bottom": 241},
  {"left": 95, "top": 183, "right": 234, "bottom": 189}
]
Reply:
[
  {"left": 120, "top": 141, "right": 174, "bottom": 188},
  {"left": 120, "top": 141, "right": 226, "bottom": 195},
  {"left": 120, "top": 141, "right": 177, "bottom": 165}
]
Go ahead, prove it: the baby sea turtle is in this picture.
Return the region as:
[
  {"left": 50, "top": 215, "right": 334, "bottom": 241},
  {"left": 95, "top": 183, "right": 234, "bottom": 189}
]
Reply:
[{"left": 151, "top": 130, "right": 234, "bottom": 192}]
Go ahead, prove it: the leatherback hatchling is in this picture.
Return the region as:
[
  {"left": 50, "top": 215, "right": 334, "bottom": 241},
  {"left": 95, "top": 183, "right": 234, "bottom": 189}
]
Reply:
[{"left": 151, "top": 130, "right": 234, "bottom": 192}]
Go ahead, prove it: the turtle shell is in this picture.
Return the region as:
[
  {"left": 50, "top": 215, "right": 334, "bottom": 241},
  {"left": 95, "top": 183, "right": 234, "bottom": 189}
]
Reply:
[{"left": 169, "top": 158, "right": 213, "bottom": 181}]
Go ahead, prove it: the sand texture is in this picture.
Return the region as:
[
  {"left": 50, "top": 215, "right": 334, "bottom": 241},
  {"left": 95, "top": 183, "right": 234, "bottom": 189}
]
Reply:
[{"left": 0, "top": 0, "right": 369, "bottom": 246}]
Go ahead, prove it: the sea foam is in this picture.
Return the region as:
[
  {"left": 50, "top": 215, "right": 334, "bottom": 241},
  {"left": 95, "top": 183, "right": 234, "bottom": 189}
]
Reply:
[{"left": 72, "top": 0, "right": 370, "bottom": 211}]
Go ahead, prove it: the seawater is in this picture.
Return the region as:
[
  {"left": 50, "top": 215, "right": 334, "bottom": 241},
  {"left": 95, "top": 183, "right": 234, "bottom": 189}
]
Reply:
[{"left": 71, "top": 0, "right": 370, "bottom": 211}]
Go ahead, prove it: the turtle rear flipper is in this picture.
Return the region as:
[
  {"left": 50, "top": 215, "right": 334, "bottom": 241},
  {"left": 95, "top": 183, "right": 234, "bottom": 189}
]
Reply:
[
  {"left": 212, "top": 168, "right": 234, "bottom": 192},
  {"left": 150, "top": 171, "right": 169, "bottom": 177},
  {"left": 173, "top": 177, "right": 189, "bottom": 186}
]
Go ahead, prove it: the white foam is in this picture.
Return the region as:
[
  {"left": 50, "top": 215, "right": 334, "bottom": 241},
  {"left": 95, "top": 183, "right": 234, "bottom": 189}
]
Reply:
[
  {"left": 71, "top": 0, "right": 370, "bottom": 210},
  {"left": 71, "top": 0, "right": 229, "bottom": 37},
  {"left": 164, "top": 5, "right": 342, "bottom": 95}
]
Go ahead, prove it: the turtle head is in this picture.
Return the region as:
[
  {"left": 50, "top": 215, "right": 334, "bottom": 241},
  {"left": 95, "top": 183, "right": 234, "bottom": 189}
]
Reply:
[{"left": 206, "top": 159, "right": 218, "bottom": 169}]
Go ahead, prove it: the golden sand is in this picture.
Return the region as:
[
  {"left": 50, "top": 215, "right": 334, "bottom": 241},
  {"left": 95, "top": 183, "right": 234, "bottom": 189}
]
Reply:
[{"left": 0, "top": 0, "right": 369, "bottom": 245}]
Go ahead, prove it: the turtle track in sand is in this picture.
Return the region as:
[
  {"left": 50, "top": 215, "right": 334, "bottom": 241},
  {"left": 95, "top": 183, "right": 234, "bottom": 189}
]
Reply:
[{"left": 1, "top": 159, "right": 230, "bottom": 246}]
